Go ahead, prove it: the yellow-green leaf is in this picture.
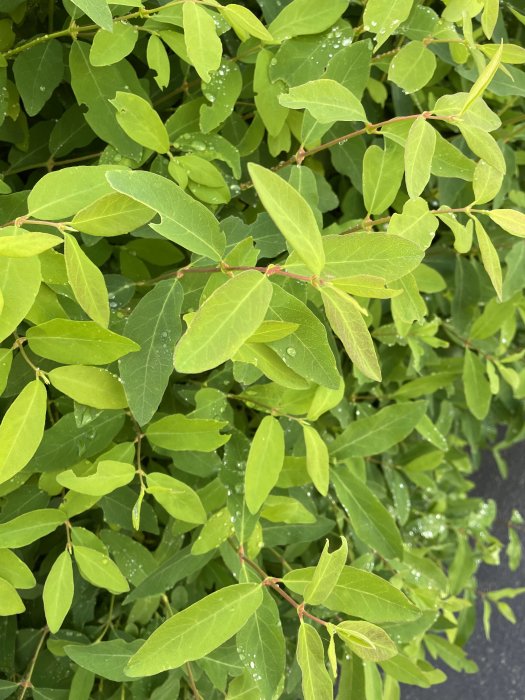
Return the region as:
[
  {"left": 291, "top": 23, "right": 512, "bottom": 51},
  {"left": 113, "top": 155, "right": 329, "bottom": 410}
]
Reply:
[
  {"left": 0, "top": 509, "right": 66, "bottom": 548},
  {"left": 304, "top": 537, "right": 348, "bottom": 605},
  {"left": 335, "top": 621, "right": 397, "bottom": 662},
  {"left": 279, "top": 79, "right": 366, "bottom": 123},
  {"left": 245, "top": 415, "right": 285, "bottom": 514},
  {"left": 43, "top": 550, "right": 74, "bottom": 633},
  {"left": 474, "top": 217, "right": 502, "bottom": 299},
  {"left": 111, "top": 91, "right": 170, "bottom": 153},
  {"left": 48, "top": 365, "right": 127, "bottom": 409},
  {"left": 57, "top": 460, "right": 135, "bottom": 496},
  {"left": 404, "top": 118, "right": 436, "bottom": 199},
  {"left": 0, "top": 228, "right": 62, "bottom": 257},
  {"left": 74, "top": 546, "right": 129, "bottom": 594},
  {"left": 146, "top": 471, "right": 207, "bottom": 524},
  {"left": 64, "top": 233, "right": 109, "bottom": 327},
  {"left": 303, "top": 424, "right": 330, "bottom": 496},
  {"left": 0, "top": 577, "right": 25, "bottom": 615},
  {"left": 296, "top": 622, "right": 333, "bottom": 700},
  {"left": 488, "top": 209, "right": 525, "bottom": 238},
  {"left": 183, "top": 3, "right": 222, "bottom": 82},
  {"left": 72, "top": 193, "right": 155, "bottom": 237},
  {"left": 146, "top": 414, "right": 230, "bottom": 452}
]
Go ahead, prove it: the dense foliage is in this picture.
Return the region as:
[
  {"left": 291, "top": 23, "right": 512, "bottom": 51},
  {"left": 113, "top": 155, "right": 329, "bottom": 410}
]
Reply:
[{"left": 0, "top": 0, "right": 524, "bottom": 697}]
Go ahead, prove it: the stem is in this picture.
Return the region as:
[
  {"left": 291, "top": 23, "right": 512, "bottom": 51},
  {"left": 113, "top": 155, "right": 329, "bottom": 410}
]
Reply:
[
  {"left": 93, "top": 595, "right": 115, "bottom": 643},
  {"left": 185, "top": 662, "right": 203, "bottom": 700},
  {"left": 18, "top": 627, "right": 49, "bottom": 700},
  {"left": 232, "top": 541, "right": 328, "bottom": 628},
  {"left": 12, "top": 334, "right": 49, "bottom": 382},
  {"left": 227, "top": 393, "right": 305, "bottom": 423}
]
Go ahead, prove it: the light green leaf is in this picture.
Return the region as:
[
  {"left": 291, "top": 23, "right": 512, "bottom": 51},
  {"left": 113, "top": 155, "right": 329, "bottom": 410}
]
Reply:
[
  {"left": 463, "top": 349, "right": 491, "bottom": 420},
  {"left": 191, "top": 508, "right": 234, "bottom": 555},
  {"left": 146, "top": 414, "right": 230, "bottom": 452},
  {"left": 183, "top": 3, "right": 222, "bottom": 82},
  {"left": 474, "top": 217, "right": 502, "bottom": 299},
  {"left": 332, "top": 275, "right": 402, "bottom": 299},
  {"left": 0, "top": 509, "right": 66, "bottom": 548},
  {"left": 0, "top": 549, "right": 36, "bottom": 589},
  {"left": 332, "top": 465, "right": 404, "bottom": 560},
  {"left": 488, "top": 209, "right": 525, "bottom": 237},
  {"left": 473, "top": 160, "right": 504, "bottom": 204},
  {"left": 380, "top": 654, "right": 446, "bottom": 688},
  {"left": 72, "top": 192, "right": 155, "bottom": 237},
  {"left": 127, "top": 584, "right": 263, "bottom": 676},
  {"left": 261, "top": 495, "right": 315, "bottom": 524},
  {"left": 120, "top": 279, "right": 183, "bottom": 426},
  {"left": 90, "top": 22, "right": 138, "bottom": 66},
  {"left": 106, "top": 169, "right": 225, "bottom": 260},
  {"left": 146, "top": 471, "right": 207, "bottom": 524},
  {"left": 27, "top": 319, "right": 140, "bottom": 365},
  {"left": 175, "top": 271, "right": 273, "bottom": 373},
  {"left": 279, "top": 79, "right": 366, "bottom": 123},
  {"left": 303, "top": 424, "right": 330, "bottom": 496},
  {"left": 0, "top": 380, "right": 47, "bottom": 486},
  {"left": 43, "top": 550, "right": 74, "bottom": 633},
  {"left": 244, "top": 416, "right": 285, "bottom": 514},
  {"left": 27, "top": 165, "right": 119, "bottom": 220},
  {"left": 458, "top": 123, "right": 505, "bottom": 172},
  {"left": 236, "top": 590, "right": 285, "bottom": 700},
  {"left": 387, "top": 198, "right": 438, "bottom": 250},
  {"left": 64, "top": 233, "right": 109, "bottom": 327},
  {"left": 12, "top": 40, "right": 64, "bottom": 116},
  {"left": 388, "top": 41, "right": 436, "bottom": 93},
  {"left": 57, "top": 460, "right": 135, "bottom": 496},
  {"left": 0, "top": 228, "right": 62, "bottom": 257},
  {"left": 335, "top": 621, "right": 397, "bottom": 662},
  {"left": 283, "top": 566, "right": 421, "bottom": 622},
  {"left": 363, "top": 141, "right": 405, "bottom": 214},
  {"left": 200, "top": 61, "right": 242, "bottom": 134},
  {"left": 404, "top": 118, "right": 436, "bottom": 199},
  {"left": 304, "top": 537, "right": 348, "bottom": 605},
  {"left": 111, "top": 91, "right": 170, "bottom": 153},
  {"left": 248, "top": 164, "right": 324, "bottom": 275},
  {"left": 307, "top": 377, "right": 345, "bottom": 421},
  {"left": 0, "top": 254, "right": 41, "bottom": 342},
  {"left": 296, "top": 622, "right": 333, "bottom": 700},
  {"left": 364, "top": 0, "right": 414, "bottom": 50},
  {"left": 70, "top": 0, "right": 113, "bottom": 31},
  {"left": 461, "top": 42, "right": 503, "bottom": 114},
  {"left": 321, "top": 286, "right": 381, "bottom": 382},
  {"left": 247, "top": 320, "right": 299, "bottom": 343},
  {"left": 330, "top": 401, "right": 427, "bottom": 459},
  {"left": 220, "top": 4, "right": 275, "bottom": 42},
  {"left": 74, "top": 545, "right": 129, "bottom": 594},
  {"left": 147, "top": 34, "right": 170, "bottom": 89},
  {"left": 0, "top": 577, "right": 25, "bottom": 615},
  {"left": 49, "top": 365, "right": 127, "bottom": 409},
  {"left": 269, "top": 0, "right": 349, "bottom": 41}
]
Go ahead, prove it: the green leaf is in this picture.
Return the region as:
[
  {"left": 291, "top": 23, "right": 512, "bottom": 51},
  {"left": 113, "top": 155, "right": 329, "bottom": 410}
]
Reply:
[
  {"left": 64, "top": 233, "right": 109, "bottom": 327},
  {"left": 474, "top": 217, "right": 502, "bottom": 300},
  {"left": 388, "top": 41, "right": 436, "bottom": 93},
  {"left": 65, "top": 640, "right": 143, "bottom": 683},
  {"left": 269, "top": 0, "right": 349, "bottom": 41},
  {"left": 74, "top": 545, "right": 129, "bottom": 594},
  {"left": 336, "top": 621, "right": 397, "bottom": 662},
  {"left": 380, "top": 654, "right": 446, "bottom": 688},
  {"left": 48, "top": 365, "right": 127, "bottom": 409},
  {"left": 236, "top": 590, "right": 285, "bottom": 700},
  {"left": 183, "top": 3, "right": 222, "bottom": 82},
  {"left": 248, "top": 164, "right": 325, "bottom": 275},
  {"left": 0, "top": 228, "right": 62, "bottom": 257},
  {"left": 43, "top": 550, "right": 74, "bottom": 633},
  {"left": 127, "top": 583, "right": 263, "bottom": 676},
  {"left": 27, "top": 165, "right": 118, "bottom": 220},
  {"left": 261, "top": 495, "right": 316, "bottom": 524},
  {"left": 463, "top": 349, "right": 491, "bottom": 420},
  {"left": 330, "top": 401, "right": 427, "bottom": 459},
  {"left": 363, "top": 141, "right": 405, "bottom": 214},
  {"left": 0, "top": 577, "right": 25, "bottom": 615},
  {"left": 279, "top": 79, "right": 366, "bottom": 123},
  {"left": 0, "top": 549, "right": 35, "bottom": 589},
  {"left": 90, "top": 22, "right": 138, "bottom": 67},
  {"left": 57, "top": 460, "right": 135, "bottom": 496},
  {"left": 296, "top": 622, "right": 333, "bottom": 700},
  {"left": 461, "top": 42, "right": 503, "bottom": 114},
  {"left": 304, "top": 537, "right": 348, "bottom": 605},
  {"left": 404, "top": 118, "right": 436, "bottom": 199},
  {"left": 473, "top": 159, "right": 504, "bottom": 204},
  {"left": 106, "top": 169, "right": 225, "bottom": 261},
  {"left": 0, "top": 380, "right": 47, "bottom": 486},
  {"left": 0, "top": 509, "right": 66, "bottom": 548},
  {"left": 174, "top": 271, "right": 273, "bottom": 374},
  {"left": 191, "top": 508, "right": 234, "bottom": 555},
  {"left": 488, "top": 209, "right": 525, "bottom": 237},
  {"left": 283, "top": 566, "right": 420, "bottom": 622},
  {"left": 332, "top": 465, "right": 404, "bottom": 560},
  {"left": 146, "top": 471, "right": 207, "bottom": 524},
  {"left": 244, "top": 416, "right": 285, "bottom": 514},
  {"left": 200, "top": 61, "right": 243, "bottom": 134},
  {"left": 321, "top": 286, "right": 381, "bottom": 382},
  {"left": 12, "top": 40, "right": 63, "bottom": 116},
  {"left": 147, "top": 34, "right": 170, "bottom": 89},
  {"left": 111, "top": 91, "right": 170, "bottom": 153},
  {"left": 303, "top": 424, "right": 330, "bottom": 496},
  {"left": 248, "top": 320, "right": 299, "bottom": 343},
  {"left": 71, "top": 192, "right": 155, "bottom": 237},
  {"left": 0, "top": 254, "right": 41, "bottom": 342},
  {"left": 27, "top": 319, "right": 140, "bottom": 365},
  {"left": 146, "top": 414, "right": 230, "bottom": 452},
  {"left": 70, "top": 0, "right": 113, "bottom": 31},
  {"left": 364, "top": 0, "right": 414, "bottom": 50},
  {"left": 119, "top": 279, "right": 182, "bottom": 426},
  {"left": 220, "top": 4, "right": 275, "bottom": 43}
]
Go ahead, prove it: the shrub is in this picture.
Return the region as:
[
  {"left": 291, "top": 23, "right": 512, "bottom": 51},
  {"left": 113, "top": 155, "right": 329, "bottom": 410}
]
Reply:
[{"left": 0, "top": 0, "right": 524, "bottom": 697}]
